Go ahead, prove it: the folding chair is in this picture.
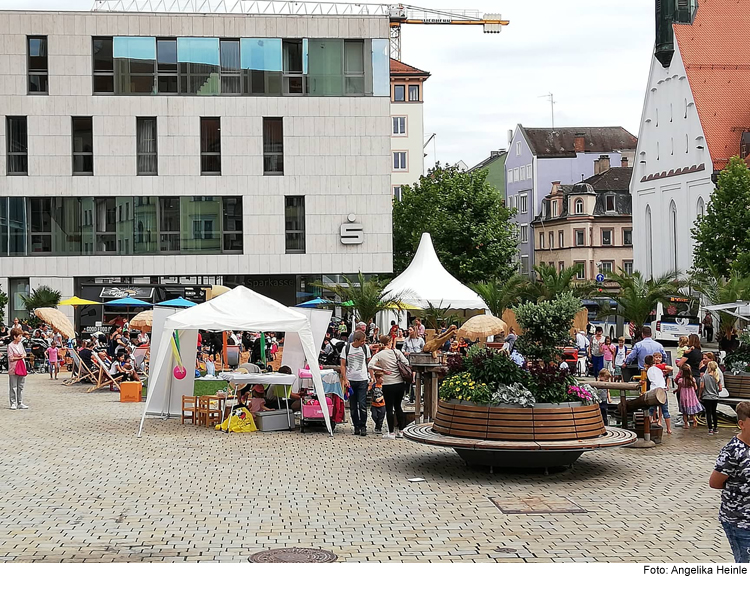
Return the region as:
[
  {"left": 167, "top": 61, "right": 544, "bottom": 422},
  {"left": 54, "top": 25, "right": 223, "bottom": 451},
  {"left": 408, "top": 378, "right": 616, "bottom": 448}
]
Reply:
[
  {"left": 63, "top": 349, "right": 98, "bottom": 386},
  {"left": 87, "top": 355, "right": 124, "bottom": 393},
  {"left": 133, "top": 346, "right": 149, "bottom": 378}
]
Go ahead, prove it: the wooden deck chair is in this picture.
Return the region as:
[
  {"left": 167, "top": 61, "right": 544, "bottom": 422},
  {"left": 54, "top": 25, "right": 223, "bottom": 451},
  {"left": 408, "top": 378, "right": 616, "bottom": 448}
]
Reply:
[
  {"left": 87, "top": 355, "right": 124, "bottom": 393},
  {"left": 133, "top": 346, "right": 149, "bottom": 378},
  {"left": 63, "top": 349, "right": 98, "bottom": 386}
]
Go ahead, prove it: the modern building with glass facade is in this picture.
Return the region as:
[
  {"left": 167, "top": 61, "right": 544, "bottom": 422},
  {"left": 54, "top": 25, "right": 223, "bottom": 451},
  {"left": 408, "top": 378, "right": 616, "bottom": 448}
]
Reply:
[{"left": 0, "top": 9, "right": 393, "bottom": 327}]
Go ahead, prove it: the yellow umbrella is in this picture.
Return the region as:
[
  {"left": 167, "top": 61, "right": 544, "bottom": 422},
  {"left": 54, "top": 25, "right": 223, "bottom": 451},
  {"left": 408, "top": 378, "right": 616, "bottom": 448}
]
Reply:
[
  {"left": 59, "top": 296, "right": 101, "bottom": 306},
  {"left": 32, "top": 308, "right": 76, "bottom": 339},
  {"left": 456, "top": 314, "right": 508, "bottom": 340},
  {"left": 130, "top": 310, "right": 153, "bottom": 332}
]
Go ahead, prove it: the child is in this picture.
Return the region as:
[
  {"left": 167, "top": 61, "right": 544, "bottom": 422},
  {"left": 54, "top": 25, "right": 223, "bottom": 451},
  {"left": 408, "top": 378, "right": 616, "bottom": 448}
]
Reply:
[
  {"left": 602, "top": 336, "right": 615, "bottom": 373},
  {"left": 597, "top": 368, "right": 612, "bottom": 426},
  {"left": 676, "top": 364, "right": 703, "bottom": 429},
  {"left": 248, "top": 384, "right": 272, "bottom": 417},
  {"left": 645, "top": 354, "right": 672, "bottom": 434},
  {"left": 45, "top": 342, "right": 60, "bottom": 380},
  {"left": 370, "top": 375, "right": 386, "bottom": 434},
  {"left": 676, "top": 336, "right": 689, "bottom": 360},
  {"left": 709, "top": 401, "right": 750, "bottom": 563},
  {"left": 700, "top": 361, "right": 722, "bottom": 435},
  {"left": 613, "top": 337, "right": 628, "bottom": 382}
]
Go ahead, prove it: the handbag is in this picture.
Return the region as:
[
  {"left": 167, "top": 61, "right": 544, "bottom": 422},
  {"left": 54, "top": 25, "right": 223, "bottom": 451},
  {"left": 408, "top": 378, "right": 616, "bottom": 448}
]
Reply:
[
  {"left": 392, "top": 349, "right": 414, "bottom": 384},
  {"left": 14, "top": 358, "right": 27, "bottom": 377}
]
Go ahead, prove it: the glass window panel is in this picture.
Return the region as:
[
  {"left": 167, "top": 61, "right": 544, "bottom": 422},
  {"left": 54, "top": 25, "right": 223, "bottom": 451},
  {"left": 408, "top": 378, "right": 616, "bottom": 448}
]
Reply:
[
  {"left": 28, "top": 36, "right": 47, "bottom": 70},
  {"left": 28, "top": 74, "right": 48, "bottom": 94},
  {"left": 307, "top": 39, "right": 343, "bottom": 96},
  {"left": 93, "top": 75, "right": 114, "bottom": 93},
  {"left": 51, "top": 197, "right": 82, "bottom": 254},
  {"left": 200, "top": 117, "right": 221, "bottom": 175},
  {"left": 132, "top": 196, "right": 157, "bottom": 254},
  {"left": 285, "top": 195, "right": 305, "bottom": 254},
  {"left": 6, "top": 116, "right": 28, "bottom": 175},
  {"left": 221, "top": 39, "right": 240, "bottom": 71},
  {"left": 283, "top": 40, "right": 303, "bottom": 73},
  {"left": 93, "top": 37, "right": 114, "bottom": 72},
  {"left": 241, "top": 38, "right": 283, "bottom": 95},
  {"left": 114, "top": 37, "right": 156, "bottom": 95},
  {"left": 393, "top": 84, "right": 405, "bottom": 101},
  {"left": 344, "top": 38, "right": 365, "bottom": 93},
  {"left": 159, "top": 197, "right": 180, "bottom": 252},
  {"left": 408, "top": 84, "right": 420, "bottom": 101},
  {"left": 178, "top": 37, "right": 220, "bottom": 96},
  {"left": 180, "top": 196, "right": 221, "bottom": 253},
  {"left": 157, "top": 38, "right": 177, "bottom": 71},
  {"left": 72, "top": 117, "right": 93, "bottom": 175},
  {"left": 371, "top": 39, "right": 389, "bottom": 97},
  {"left": 136, "top": 117, "right": 158, "bottom": 175},
  {"left": 263, "top": 118, "right": 283, "bottom": 175}
]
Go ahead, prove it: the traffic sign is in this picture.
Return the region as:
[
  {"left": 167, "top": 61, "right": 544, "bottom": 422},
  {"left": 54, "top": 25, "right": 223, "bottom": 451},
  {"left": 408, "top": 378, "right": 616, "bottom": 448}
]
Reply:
[{"left": 596, "top": 273, "right": 605, "bottom": 283}]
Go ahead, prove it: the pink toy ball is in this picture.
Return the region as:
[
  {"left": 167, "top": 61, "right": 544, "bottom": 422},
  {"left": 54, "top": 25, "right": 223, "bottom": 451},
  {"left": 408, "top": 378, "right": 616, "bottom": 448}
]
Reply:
[{"left": 173, "top": 366, "right": 187, "bottom": 380}]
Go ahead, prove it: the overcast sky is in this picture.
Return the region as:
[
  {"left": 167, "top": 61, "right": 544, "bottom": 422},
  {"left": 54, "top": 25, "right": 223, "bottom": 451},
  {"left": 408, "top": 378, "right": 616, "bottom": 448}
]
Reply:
[{"left": 1, "top": 0, "right": 655, "bottom": 169}]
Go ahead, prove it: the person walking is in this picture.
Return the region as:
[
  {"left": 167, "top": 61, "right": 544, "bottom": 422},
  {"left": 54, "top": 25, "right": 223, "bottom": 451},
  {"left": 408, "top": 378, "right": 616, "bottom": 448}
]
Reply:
[
  {"left": 700, "top": 361, "right": 722, "bottom": 435},
  {"left": 369, "top": 335, "right": 409, "bottom": 439},
  {"left": 7, "top": 328, "right": 28, "bottom": 410},
  {"left": 589, "top": 326, "right": 606, "bottom": 377},
  {"left": 623, "top": 326, "right": 666, "bottom": 370},
  {"left": 348, "top": 322, "right": 367, "bottom": 344},
  {"left": 703, "top": 312, "right": 714, "bottom": 342},
  {"left": 710, "top": 401, "right": 750, "bottom": 563},
  {"left": 340, "top": 330, "right": 373, "bottom": 436}
]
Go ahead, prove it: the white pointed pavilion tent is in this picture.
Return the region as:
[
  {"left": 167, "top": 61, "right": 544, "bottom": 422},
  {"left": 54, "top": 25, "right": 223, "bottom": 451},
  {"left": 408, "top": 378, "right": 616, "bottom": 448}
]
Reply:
[
  {"left": 138, "top": 286, "right": 332, "bottom": 436},
  {"left": 384, "top": 233, "right": 487, "bottom": 310}
]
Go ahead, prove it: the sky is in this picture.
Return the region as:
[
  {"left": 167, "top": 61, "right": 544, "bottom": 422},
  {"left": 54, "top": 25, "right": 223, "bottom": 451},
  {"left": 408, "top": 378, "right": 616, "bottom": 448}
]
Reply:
[{"left": 0, "top": 0, "right": 656, "bottom": 169}]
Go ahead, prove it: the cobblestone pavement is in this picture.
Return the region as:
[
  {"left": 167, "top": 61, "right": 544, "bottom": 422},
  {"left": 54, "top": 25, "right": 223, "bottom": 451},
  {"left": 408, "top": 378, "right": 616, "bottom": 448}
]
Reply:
[{"left": 0, "top": 374, "right": 735, "bottom": 563}]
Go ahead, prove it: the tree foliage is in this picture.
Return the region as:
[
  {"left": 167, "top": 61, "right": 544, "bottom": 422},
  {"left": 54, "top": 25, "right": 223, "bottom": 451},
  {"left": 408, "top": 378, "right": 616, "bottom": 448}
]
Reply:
[
  {"left": 691, "top": 265, "right": 750, "bottom": 340},
  {"left": 470, "top": 275, "right": 526, "bottom": 318},
  {"left": 393, "top": 164, "right": 519, "bottom": 285},
  {"left": 604, "top": 269, "right": 682, "bottom": 340},
  {"left": 0, "top": 287, "right": 7, "bottom": 324},
  {"left": 20, "top": 285, "right": 61, "bottom": 312},
  {"left": 311, "top": 272, "right": 406, "bottom": 325},
  {"left": 513, "top": 292, "right": 582, "bottom": 362},
  {"left": 693, "top": 156, "right": 750, "bottom": 277},
  {"left": 522, "top": 264, "right": 593, "bottom": 303}
]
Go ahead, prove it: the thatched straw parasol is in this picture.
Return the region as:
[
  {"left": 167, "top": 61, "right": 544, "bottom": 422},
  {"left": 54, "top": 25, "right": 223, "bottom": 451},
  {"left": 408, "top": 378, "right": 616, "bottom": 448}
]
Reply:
[
  {"left": 33, "top": 307, "right": 75, "bottom": 339},
  {"left": 129, "top": 310, "right": 153, "bottom": 332},
  {"left": 456, "top": 314, "right": 508, "bottom": 340}
]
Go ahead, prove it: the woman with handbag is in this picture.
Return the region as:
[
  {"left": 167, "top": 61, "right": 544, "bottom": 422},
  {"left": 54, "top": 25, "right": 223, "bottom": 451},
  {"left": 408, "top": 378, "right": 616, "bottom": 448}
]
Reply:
[
  {"left": 7, "top": 327, "right": 28, "bottom": 410},
  {"left": 369, "top": 335, "right": 411, "bottom": 439}
]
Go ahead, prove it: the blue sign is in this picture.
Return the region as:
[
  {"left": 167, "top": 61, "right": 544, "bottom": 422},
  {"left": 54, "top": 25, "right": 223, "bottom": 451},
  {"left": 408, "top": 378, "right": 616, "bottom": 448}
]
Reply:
[{"left": 596, "top": 273, "right": 605, "bottom": 283}]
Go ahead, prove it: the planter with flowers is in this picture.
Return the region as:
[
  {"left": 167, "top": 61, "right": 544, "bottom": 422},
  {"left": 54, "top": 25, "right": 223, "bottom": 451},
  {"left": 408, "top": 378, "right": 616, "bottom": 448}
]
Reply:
[{"left": 434, "top": 295, "right": 606, "bottom": 441}]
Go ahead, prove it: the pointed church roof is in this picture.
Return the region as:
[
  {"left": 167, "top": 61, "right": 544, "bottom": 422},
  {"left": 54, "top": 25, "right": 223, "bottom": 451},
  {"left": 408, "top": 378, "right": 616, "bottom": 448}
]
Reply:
[{"left": 383, "top": 233, "right": 487, "bottom": 310}]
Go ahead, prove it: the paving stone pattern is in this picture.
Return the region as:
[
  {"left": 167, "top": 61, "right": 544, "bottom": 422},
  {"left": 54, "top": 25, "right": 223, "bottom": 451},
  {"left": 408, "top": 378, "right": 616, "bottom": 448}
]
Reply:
[{"left": 0, "top": 375, "right": 734, "bottom": 562}]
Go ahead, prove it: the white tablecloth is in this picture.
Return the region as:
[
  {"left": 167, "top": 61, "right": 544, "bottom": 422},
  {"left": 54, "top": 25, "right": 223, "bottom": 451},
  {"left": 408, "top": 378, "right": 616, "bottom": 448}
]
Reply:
[{"left": 219, "top": 372, "right": 297, "bottom": 386}]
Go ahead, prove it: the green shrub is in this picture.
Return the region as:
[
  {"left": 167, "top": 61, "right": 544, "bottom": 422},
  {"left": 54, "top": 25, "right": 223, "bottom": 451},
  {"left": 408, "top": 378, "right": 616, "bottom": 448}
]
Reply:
[
  {"left": 513, "top": 292, "right": 581, "bottom": 362},
  {"left": 465, "top": 345, "right": 528, "bottom": 389}
]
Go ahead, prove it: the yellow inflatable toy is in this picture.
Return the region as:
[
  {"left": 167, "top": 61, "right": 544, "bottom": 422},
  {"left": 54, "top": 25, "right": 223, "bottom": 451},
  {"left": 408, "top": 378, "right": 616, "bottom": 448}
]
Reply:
[{"left": 215, "top": 405, "right": 257, "bottom": 433}]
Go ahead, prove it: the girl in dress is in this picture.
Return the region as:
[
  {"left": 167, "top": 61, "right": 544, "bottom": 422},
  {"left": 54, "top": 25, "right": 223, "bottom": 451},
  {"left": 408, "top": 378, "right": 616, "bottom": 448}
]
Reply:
[
  {"left": 677, "top": 364, "right": 703, "bottom": 428},
  {"left": 602, "top": 336, "right": 615, "bottom": 373}
]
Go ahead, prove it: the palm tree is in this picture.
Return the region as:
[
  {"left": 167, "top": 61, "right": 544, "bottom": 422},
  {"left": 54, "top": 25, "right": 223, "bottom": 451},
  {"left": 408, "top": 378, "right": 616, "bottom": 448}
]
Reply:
[
  {"left": 470, "top": 274, "right": 526, "bottom": 317},
  {"left": 691, "top": 266, "right": 750, "bottom": 340},
  {"left": 604, "top": 269, "right": 683, "bottom": 341},
  {"left": 522, "top": 264, "right": 592, "bottom": 302},
  {"left": 21, "top": 285, "right": 62, "bottom": 312},
  {"left": 311, "top": 272, "right": 408, "bottom": 325}
]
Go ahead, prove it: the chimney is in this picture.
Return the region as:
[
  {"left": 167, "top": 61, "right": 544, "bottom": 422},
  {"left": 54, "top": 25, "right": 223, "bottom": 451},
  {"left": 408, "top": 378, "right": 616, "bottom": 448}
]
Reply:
[
  {"left": 507, "top": 129, "right": 514, "bottom": 147},
  {"left": 621, "top": 157, "right": 629, "bottom": 168},
  {"left": 594, "top": 155, "right": 610, "bottom": 175},
  {"left": 574, "top": 132, "right": 586, "bottom": 153},
  {"left": 551, "top": 180, "right": 561, "bottom": 195}
]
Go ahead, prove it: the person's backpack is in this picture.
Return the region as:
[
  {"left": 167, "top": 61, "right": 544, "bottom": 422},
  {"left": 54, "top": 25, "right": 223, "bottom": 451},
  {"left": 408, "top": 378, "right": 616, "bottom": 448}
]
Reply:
[{"left": 343, "top": 342, "right": 370, "bottom": 367}]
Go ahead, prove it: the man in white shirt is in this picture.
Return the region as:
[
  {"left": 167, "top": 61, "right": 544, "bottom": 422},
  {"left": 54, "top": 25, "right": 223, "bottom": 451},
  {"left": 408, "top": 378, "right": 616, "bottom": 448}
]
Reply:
[{"left": 341, "top": 330, "right": 373, "bottom": 436}]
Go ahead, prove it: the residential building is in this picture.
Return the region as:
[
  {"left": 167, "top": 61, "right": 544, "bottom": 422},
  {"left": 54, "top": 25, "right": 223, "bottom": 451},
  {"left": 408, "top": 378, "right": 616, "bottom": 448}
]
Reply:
[
  {"left": 631, "top": 0, "right": 743, "bottom": 278},
  {"left": 390, "top": 58, "right": 429, "bottom": 201},
  {"left": 505, "top": 125, "right": 637, "bottom": 275},
  {"left": 532, "top": 157, "right": 634, "bottom": 282},
  {"left": 468, "top": 149, "right": 507, "bottom": 200},
  {"left": 0, "top": 8, "right": 393, "bottom": 328}
]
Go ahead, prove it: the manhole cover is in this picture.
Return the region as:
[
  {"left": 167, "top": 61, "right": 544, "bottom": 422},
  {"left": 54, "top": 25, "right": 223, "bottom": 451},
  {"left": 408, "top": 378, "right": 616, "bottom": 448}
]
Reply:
[
  {"left": 489, "top": 496, "right": 586, "bottom": 514},
  {"left": 248, "top": 548, "right": 338, "bottom": 563}
]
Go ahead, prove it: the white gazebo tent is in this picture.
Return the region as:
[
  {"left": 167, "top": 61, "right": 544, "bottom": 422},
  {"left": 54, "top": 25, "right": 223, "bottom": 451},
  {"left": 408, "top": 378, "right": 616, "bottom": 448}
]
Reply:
[
  {"left": 383, "top": 232, "right": 487, "bottom": 310},
  {"left": 138, "top": 286, "right": 332, "bottom": 436}
]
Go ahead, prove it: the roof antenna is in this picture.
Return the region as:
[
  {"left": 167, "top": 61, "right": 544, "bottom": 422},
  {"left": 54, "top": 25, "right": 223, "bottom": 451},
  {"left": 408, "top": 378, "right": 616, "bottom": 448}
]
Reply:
[{"left": 539, "top": 93, "right": 555, "bottom": 128}]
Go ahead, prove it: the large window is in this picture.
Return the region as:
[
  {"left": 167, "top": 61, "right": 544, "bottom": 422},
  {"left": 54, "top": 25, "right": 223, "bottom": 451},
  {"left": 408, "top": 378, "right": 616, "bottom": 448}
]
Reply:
[
  {"left": 392, "top": 116, "right": 406, "bottom": 135},
  {"left": 393, "top": 84, "right": 405, "bottom": 101},
  {"left": 263, "top": 118, "right": 284, "bottom": 175},
  {"left": 285, "top": 196, "right": 305, "bottom": 254},
  {"left": 27, "top": 36, "right": 48, "bottom": 94},
  {"left": 222, "top": 196, "right": 243, "bottom": 252},
  {"left": 94, "top": 35, "right": 385, "bottom": 97},
  {"left": 575, "top": 263, "right": 585, "bottom": 280},
  {"left": 519, "top": 193, "right": 528, "bottom": 214},
  {"left": 623, "top": 228, "right": 633, "bottom": 245},
  {"left": 393, "top": 152, "right": 407, "bottom": 170},
  {"left": 6, "top": 117, "right": 28, "bottom": 176},
  {"left": 200, "top": 118, "right": 221, "bottom": 175},
  {"left": 92, "top": 37, "right": 115, "bottom": 93},
  {"left": 623, "top": 260, "right": 634, "bottom": 275},
  {"left": 72, "top": 117, "right": 93, "bottom": 175},
  {"left": 136, "top": 117, "right": 158, "bottom": 175},
  {"left": 575, "top": 229, "right": 585, "bottom": 246},
  {"left": 601, "top": 229, "right": 612, "bottom": 246},
  {"left": 520, "top": 224, "right": 528, "bottom": 243},
  {"left": 408, "top": 84, "right": 420, "bottom": 101}
]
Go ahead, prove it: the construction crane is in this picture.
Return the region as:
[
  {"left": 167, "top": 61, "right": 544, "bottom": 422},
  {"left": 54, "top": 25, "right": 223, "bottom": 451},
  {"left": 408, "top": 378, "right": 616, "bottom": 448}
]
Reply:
[{"left": 92, "top": 1, "right": 509, "bottom": 60}]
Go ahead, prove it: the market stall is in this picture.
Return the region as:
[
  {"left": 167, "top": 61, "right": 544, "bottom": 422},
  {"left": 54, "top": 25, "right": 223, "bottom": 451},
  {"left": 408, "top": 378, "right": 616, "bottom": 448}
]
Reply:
[{"left": 138, "top": 286, "right": 332, "bottom": 437}]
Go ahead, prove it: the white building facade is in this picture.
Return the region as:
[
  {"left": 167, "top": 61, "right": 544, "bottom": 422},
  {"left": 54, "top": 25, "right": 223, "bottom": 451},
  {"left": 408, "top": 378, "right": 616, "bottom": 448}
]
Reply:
[
  {"left": 0, "top": 9, "right": 393, "bottom": 327},
  {"left": 389, "top": 59, "right": 428, "bottom": 201}
]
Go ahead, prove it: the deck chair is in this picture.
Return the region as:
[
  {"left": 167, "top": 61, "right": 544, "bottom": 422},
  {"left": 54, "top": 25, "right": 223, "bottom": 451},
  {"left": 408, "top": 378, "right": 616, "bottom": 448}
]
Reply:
[
  {"left": 133, "top": 346, "right": 149, "bottom": 378},
  {"left": 87, "top": 355, "right": 124, "bottom": 393},
  {"left": 63, "top": 349, "right": 98, "bottom": 386}
]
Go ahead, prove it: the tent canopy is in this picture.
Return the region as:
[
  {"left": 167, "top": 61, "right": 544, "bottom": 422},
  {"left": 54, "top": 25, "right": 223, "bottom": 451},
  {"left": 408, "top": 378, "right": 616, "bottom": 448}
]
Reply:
[
  {"left": 139, "top": 286, "right": 332, "bottom": 436},
  {"left": 382, "top": 233, "right": 487, "bottom": 310},
  {"left": 157, "top": 297, "right": 197, "bottom": 308}
]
